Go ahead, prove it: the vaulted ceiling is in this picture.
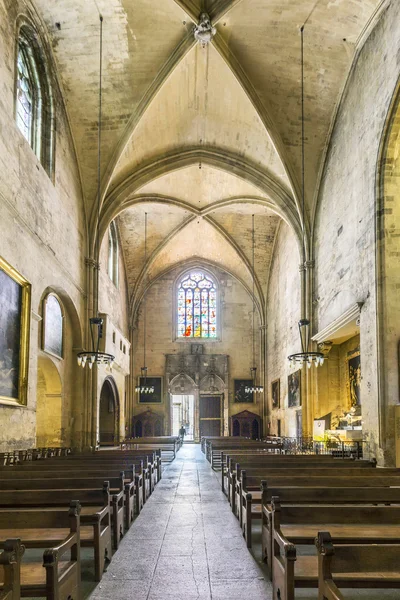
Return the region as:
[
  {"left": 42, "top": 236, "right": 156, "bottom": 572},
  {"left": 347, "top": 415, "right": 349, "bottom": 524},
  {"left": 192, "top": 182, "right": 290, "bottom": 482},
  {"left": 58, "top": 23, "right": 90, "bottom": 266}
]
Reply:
[{"left": 33, "top": 0, "right": 386, "bottom": 315}]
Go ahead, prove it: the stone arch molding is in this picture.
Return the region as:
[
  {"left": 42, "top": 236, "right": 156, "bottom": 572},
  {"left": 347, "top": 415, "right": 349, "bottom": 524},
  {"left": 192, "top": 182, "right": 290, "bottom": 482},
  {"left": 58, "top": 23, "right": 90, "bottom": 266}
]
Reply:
[
  {"left": 126, "top": 201, "right": 266, "bottom": 315},
  {"left": 375, "top": 77, "right": 400, "bottom": 454},
  {"left": 96, "top": 147, "right": 304, "bottom": 256}
]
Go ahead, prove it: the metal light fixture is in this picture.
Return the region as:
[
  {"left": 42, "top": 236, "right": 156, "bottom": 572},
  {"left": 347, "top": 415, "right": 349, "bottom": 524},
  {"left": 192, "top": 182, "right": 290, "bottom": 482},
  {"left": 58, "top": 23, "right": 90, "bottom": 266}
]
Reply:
[
  {"left": 77, "top": 15, "right": 114, "bottom": 371},
  {"left": 287, "top": 25, "right": 324, "bottom": 370},
  {"left": 135, "top": 213, "right": 154, "bottom": 395},
  {"left": 245, "top": 214, "right": 263, "bottom": 395}
]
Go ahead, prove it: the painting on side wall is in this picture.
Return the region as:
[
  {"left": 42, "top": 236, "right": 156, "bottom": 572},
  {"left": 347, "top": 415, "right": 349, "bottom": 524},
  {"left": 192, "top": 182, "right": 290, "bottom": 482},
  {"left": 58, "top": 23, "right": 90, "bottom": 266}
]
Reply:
[
  {"left": 234, "top": 379, "right": 254, "bottom": 403},
  {"left": 43, "top": 294, "right": 63, "bottom": 359},
  {"left": 288, "top": 370, "right": 301, "bottom": 408},
  {"left": 348, "top": 353, "right": 361, "bottom": 407},
  {"left": 271, "top": 379, "right": 280, "bottom": 409},
  {"left": 0, "top": 257, "right": 31, "bottom": 406},
  {"left": 138, "top": 377, "right": 163, "bottom": 403}
]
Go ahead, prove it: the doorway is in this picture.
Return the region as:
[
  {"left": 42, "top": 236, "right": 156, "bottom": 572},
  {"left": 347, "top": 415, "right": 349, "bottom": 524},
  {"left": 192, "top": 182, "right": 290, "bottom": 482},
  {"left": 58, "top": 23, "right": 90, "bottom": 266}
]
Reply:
[
  {"left": 99, "top": 378, "right": 120, "bottom": 446},
  {"left": 199, "top": 395, "right": 222, "bottom": 438},
  {"left": 171, "top": 395, "right": 194, "bottom": 441}
]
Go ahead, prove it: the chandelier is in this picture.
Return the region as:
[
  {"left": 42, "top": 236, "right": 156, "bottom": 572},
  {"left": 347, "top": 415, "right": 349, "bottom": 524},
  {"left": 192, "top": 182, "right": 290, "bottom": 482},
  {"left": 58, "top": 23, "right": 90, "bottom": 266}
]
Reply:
[
  {"left": 135, "top": 213, "right": 154, "bottom": 395},
  {"left": 246, "top": 214, "right": 263, "bottom": 395},
  {"left": 287, "top": 25, "right": 323, "bottom": 370},
  {"left": 78, "top": 15, "right": 114, "bottom": 370}
]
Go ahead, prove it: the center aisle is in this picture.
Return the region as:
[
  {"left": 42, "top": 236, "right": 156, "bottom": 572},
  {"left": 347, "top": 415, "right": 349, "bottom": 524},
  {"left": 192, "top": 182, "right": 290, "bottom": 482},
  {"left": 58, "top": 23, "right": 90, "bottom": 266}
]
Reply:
[{"left": 89, "top": 443, "right": 272, "bottom": 600}]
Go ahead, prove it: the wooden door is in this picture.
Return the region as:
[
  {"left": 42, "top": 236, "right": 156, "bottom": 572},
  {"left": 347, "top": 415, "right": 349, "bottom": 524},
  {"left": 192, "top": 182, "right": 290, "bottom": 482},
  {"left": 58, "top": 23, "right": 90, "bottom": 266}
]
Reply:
[{"left": 199, "top": 396, "right": 222, "bottom": 437}]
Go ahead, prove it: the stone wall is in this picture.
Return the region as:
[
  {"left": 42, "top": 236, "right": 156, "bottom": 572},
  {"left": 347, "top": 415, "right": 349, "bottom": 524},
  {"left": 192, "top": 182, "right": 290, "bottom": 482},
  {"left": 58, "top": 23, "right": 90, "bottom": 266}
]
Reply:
[
  {"left": 265, "top": 222, "right": 301, "bottom": 438},
  {"left": 0, "top": 0, "right": 87, "bottom": 451},
  {"left": 313, "top": 0, "right": 400, "bottom": 462},
  {"left": 131, "top": 265, "right": 263, "bottom": 433}
]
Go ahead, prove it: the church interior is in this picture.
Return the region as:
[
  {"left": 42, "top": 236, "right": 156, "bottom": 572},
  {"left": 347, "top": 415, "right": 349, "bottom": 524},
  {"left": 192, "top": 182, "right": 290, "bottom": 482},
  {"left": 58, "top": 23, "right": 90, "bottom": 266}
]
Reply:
[{"left": 1, "top": 0, "right": 400, "bottom": 598}]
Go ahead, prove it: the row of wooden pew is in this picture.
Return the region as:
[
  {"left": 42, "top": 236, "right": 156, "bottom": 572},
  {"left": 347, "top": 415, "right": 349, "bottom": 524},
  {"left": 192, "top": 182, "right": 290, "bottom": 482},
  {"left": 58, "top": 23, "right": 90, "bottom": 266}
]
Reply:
[
  {"left": 203, "top": 436, "right": 284, "bottom": 468},
  {"left": 0, "top": 439, "right": 179, "bottom": 600},
  {"left": 1, "top": 447, "right": 72, "bottom": 466},
  {"left": 202, "top": 435, "right": 400, "bottom": 600},
  {"left": 121, "top": 435, "right": 181, "bottom": 461}
]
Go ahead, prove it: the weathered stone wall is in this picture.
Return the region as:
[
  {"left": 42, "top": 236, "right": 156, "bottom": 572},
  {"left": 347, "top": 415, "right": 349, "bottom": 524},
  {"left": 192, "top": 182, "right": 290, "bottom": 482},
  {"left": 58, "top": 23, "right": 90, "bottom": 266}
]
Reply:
[
  {"left": 132, "top": 266, "right": 262, "bottom": 432},
  {"left": 0, "top": 0, "right": 86, "bottom": 450},
  {"left": 313, "top": 0, "right": 400, "bottom": 463},
  {"left": 265, "top": 222, "right": 301, "bottom": 438}
]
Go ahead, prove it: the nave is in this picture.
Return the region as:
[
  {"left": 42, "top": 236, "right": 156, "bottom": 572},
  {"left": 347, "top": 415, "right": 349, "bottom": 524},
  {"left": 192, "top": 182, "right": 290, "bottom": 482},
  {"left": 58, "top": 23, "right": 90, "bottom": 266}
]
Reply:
[{"left": 88, "top": 444, "right": 271, "bottom": 600}]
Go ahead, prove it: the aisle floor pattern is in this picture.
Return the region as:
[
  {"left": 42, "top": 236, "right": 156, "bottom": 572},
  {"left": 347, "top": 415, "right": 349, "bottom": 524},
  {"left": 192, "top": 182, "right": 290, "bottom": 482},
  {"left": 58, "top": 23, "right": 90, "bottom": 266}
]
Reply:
[{"left": 89, "top": 443, "right": 272, "bottom": 600}]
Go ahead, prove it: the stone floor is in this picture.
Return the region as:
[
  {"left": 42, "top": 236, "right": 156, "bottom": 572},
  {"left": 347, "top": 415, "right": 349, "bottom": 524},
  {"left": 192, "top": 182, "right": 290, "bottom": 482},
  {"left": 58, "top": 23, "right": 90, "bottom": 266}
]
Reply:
[{"left": 88, "top": 443, "right": 272, "bottom": 600}]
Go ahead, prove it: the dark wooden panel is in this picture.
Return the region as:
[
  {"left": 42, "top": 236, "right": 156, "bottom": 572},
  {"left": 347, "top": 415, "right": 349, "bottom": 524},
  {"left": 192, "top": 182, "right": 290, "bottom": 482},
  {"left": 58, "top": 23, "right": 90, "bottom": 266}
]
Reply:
[{"left": 200, "top": 396, "right": 221, "bottom": 419}]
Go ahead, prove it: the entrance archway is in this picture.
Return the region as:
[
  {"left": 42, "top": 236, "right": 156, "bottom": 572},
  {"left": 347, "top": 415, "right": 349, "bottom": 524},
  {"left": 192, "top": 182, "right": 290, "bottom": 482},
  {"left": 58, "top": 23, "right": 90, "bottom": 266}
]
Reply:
[
  {"left": 36, "top": 356, "right": 63, "bottom": 446},
  {"left": 99, "top": 378, "right": 120, "bottom": 446}
]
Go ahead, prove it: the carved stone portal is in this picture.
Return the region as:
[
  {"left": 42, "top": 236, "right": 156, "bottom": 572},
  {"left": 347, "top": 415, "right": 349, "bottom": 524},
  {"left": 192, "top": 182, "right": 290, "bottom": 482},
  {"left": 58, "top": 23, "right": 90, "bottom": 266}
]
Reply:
[
  {"left": 166, "top": 353, "right": 229, "bottom": 441},
  {"left": 194, "top": 13, "right": 216, "bottom": 45}
]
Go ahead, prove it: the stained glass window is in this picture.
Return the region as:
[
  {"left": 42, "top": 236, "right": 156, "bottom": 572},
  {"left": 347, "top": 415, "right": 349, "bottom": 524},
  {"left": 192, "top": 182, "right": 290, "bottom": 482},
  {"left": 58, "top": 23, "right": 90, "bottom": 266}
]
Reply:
[{"left": 177, "top": 271, "right": 217, "bottom": 338}]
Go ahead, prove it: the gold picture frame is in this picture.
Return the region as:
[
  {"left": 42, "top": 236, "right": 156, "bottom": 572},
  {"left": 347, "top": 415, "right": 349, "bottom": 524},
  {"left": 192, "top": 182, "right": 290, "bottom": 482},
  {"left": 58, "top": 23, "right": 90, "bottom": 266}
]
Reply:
[{"left": 0, "top": 256, "right": 31, "bottom": 407}]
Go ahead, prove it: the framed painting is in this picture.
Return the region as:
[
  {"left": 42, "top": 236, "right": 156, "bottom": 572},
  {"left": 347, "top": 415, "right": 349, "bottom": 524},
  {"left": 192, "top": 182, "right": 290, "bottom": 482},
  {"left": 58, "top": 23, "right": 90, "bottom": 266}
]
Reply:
[
  {"left": 138, "top": 377, "right": 163, "bottom": 404},
  {"left": 0, "top": 256, "right": 31, "bottom": 406},
  {"left": 234, "top": 379, "right": 254, "bottom": 403},
  {"left": 288, "top": 370, "right": 301, "bottom": 408},
  {"left": 43, "top": 293, "right": 63, "bottom": 359},
  {"left": 347, "top": 351, "right": 361, "bottom": 407},
  {"left": 271, "top": 378, "right": 280, "bottom": 409}
]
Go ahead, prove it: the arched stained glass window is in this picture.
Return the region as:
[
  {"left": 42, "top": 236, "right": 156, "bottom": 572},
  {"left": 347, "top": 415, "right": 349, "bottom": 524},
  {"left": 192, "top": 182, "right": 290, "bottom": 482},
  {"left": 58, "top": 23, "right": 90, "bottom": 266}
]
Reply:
[{"left": 177, "top": 270, "right": 217, "bottom": 338}]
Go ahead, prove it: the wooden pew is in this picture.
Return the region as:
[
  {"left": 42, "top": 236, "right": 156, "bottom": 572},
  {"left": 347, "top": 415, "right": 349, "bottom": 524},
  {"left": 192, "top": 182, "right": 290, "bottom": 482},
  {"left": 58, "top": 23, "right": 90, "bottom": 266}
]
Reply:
[
  {"left": 0, "top": 475, "right": 126, "bottom": 551},
  {"left": 0, "top": 486, "right": 112, "bottom": 582},
  {"left": 235, "top": 466, "right": 398, "bottom": 531},
  {"left": 222, "top": 452, "right": 375, "bottom": 496},
  {"left": 0, "top": 539, "right": 24, "bottom": 600},
  {"left": 260, "top": 485, "right": 400, "bottom": 568},
  {"left": 271, "top": 498, "right": 400, "bottom": 600},
  {"left": 316, "top": 532, "right": 400, "bottom": 599},
  {"left": 0, "top": 462, "right": 144, "bottom": 523},
  {"left": 0, "top": 501, "right": 81, "bottom": 600},
  {"left": 207, "top": 440, "right": 283, "bottom": 469},
  {"left": 122, "top": 438, "right": 178, "bottom": 461}
]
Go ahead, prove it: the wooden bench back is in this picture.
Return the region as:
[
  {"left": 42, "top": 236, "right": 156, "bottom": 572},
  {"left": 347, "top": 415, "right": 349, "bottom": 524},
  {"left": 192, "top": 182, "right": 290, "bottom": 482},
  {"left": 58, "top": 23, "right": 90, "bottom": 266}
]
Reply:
[
  {"left": 0, "top": 487, "right": 109, "bottom": 507},
  {"left": 0, "top": 467, "right": 135, "bottom": 479},
  {"left": 240, "top": 467, "right": 391, "bottom": 480},
  {"left": 316, "top": 531, "right": 400, "bottom": 573},
  {"left": 0, "top": 504, "right": 81, "bottom": 528},
  {"left": 0, "top": 475, "right": 124, "bottom": 491},
  {"left": 262, "top": 485, "right": 400, "bottom": 504},
  {"left": 245, "top": 475, "right": 400, "bottom": 487},
  {"left": 272, "top": 498, "right": 400, "bottom": 524}
]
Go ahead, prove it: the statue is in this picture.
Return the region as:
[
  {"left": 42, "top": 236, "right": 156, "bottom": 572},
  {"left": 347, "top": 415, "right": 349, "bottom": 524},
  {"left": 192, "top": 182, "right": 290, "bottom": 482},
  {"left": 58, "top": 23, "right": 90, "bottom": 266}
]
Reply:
[{"left": 194, "top": 13, "right": 216, "bottom": 45}]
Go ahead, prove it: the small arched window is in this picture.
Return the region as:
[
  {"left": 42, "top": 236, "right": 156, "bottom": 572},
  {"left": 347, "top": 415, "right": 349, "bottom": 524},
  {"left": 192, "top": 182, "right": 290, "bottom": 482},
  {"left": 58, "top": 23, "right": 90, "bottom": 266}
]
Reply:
[
  {"left": 15, "top": 24, "right": 54, "bottom": 176},
  {"left": 43, "top": 293, "right": 63, "bottom": 359},
  {"left": 177, "top": 270, "right": 217, "bottom": 338},
  {"left": 108, "top": 221, "right": 119, "bottom": 287}
]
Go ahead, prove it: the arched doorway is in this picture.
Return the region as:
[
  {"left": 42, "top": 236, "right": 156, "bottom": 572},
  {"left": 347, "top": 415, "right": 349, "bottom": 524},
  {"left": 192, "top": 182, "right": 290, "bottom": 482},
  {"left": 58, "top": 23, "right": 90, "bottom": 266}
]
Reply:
[
  {"left": 36, "top": 356, "right": 63, "bottom": 447},
  {"left": 99, "top": 378, "right": 120, "bottom": 446}
]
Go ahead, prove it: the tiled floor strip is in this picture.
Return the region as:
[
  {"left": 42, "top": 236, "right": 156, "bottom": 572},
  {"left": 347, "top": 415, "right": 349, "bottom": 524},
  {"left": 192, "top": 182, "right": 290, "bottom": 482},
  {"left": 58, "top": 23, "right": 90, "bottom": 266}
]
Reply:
[{"left": 89, "top": 444, "right": 272, "bottom": 600}]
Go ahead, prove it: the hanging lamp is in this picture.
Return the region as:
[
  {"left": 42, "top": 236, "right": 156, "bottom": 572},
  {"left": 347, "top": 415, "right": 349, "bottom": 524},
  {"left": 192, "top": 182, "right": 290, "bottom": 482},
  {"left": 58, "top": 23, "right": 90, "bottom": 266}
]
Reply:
[
  {"left": 245, "top": 214, "right": 264, "bottom": 394},
  {"left": 288, "top": 25, "right": 324, "bottom": 370},
  {"left": 135, "top": 213, "right": 154, "bottom": 395},
  {"left": 77, "top": 15, "right": 114, "bottom": 370}
]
